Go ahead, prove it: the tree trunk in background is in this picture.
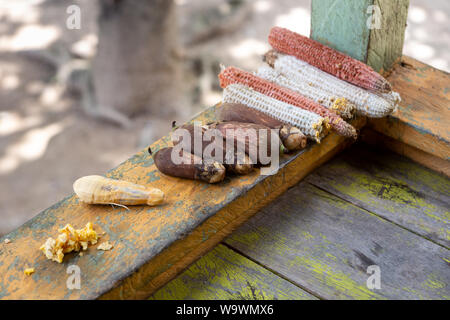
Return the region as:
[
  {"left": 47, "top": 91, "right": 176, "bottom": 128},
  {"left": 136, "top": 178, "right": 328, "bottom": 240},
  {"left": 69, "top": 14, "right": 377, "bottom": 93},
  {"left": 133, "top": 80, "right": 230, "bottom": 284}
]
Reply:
[{"left": 93, "top": 0, "right": 181, "bottom": 117}]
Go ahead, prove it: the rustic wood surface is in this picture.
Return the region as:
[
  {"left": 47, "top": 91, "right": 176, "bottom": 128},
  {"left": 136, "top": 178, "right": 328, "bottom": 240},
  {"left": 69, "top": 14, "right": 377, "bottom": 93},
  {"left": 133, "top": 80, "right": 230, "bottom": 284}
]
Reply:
[
  {"left": 367, "top": 0, "right": 409, "bottom": 73},
  {"left": 368, "top": 56, "right": 450, "bottom": 164},
  {"left": 0, "top": 103, "right": 364, "bottom": 299},
  {"left": 1, "top": 0, "right": 446, "bottom": 300},
  {"left": 311, "top": 0, "right": 409, "bottom": 73},
  {"left": 150, "top": 244, "right": 316, "bottom": 300},
  {"left": 153, "top": 144, "right": 449, "bottom": 300},
  {"left": 306, "top": 144, "right": 450, "bottom": 248},
  {"left": 311, "top": 0, "right": 372, "bottom": 62},
  {"left": 361, "top": 128, "right": 450, "bottom": 177},
  {"left": 224, "top": 177, "right": 449, "bottom": 299}
]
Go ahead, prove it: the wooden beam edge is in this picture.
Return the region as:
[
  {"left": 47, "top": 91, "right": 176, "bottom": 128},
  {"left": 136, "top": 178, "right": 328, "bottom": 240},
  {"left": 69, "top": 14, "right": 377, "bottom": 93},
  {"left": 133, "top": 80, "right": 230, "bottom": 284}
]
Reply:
[
  {"left": 99, "top": 117, "right": 366, "bottom": 299},
  {"left": 368, "top": 115, "right": 450, "bottom": 162},
  {"left": 361, "top": 127, "right": 450, "bottom": 177}
]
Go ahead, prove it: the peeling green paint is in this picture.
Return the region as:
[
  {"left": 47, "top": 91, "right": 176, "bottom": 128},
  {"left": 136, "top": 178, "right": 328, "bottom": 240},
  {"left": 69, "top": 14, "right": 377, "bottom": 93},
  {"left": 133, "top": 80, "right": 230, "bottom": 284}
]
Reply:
[{"left": 150, "top": 245, "right": 315, "bottom": 300}]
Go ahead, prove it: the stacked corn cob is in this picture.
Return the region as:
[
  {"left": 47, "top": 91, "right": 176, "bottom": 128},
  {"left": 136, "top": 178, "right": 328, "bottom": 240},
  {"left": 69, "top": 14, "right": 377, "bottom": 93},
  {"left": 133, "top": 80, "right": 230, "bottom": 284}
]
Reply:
[
  {"left": 268, "top": 27, "right": 392, "bottom": 93},
  {"left": 154, "top": 27, "right": 399, "bottom": 183},
  {"left": 257, "top": 64, "right": 356, "bottom": 119},
  {"left": 219, "top": 66, "right": 357, "bottom": 139},
  {"left": 217, "top": 26, "right": 398, "bottom": 148},
  {"left": 223, "top": 83, "right": 329, "bottom": 142},
  {"left": 263, "top": 51, "right": 400, "bottom": 118}
]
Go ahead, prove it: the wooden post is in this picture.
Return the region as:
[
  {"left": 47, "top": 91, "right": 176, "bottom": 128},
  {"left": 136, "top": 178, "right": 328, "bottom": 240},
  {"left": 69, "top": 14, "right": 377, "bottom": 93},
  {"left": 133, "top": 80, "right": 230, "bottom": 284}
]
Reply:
[{"left": 311, "top": 0, "right": 409, "bottom": 74}]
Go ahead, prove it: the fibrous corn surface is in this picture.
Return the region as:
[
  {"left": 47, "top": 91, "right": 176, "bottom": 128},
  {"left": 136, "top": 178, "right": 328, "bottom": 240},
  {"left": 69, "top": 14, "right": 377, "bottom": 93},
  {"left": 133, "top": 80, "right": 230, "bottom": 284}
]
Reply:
[
  {"left": 257, "top": 65, "right": 356, "bottom": 119},
  {"left": 219, "top": 66, "right": 356, "bottom": 138},
  {"left": 265, "top": 52, "right": 400, "bottom": 118},
  {"left": 223, "top": 83, "right": 329, "bottom": 142},
  {"left": 268, "top": 27, "right": 392, "bottom": 94}
]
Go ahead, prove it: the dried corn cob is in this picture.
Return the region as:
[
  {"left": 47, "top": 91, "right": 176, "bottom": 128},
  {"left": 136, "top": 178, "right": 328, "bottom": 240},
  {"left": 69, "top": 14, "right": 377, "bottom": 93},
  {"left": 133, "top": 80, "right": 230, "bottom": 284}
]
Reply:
[
  {"left": 268, "top": 27, "right": 392, "bottom": 93},
  {"left": 223, "top": 83, "right": 329, "bottom": 142},
  {"left": 257, "top": 65, "right": 355, "bottom": 119},
  {"left": 218, "top": 66, "right": 356, "bottom": 138},
  {"left": 264, "top": 51, "right": 401, "bottom": 118}
]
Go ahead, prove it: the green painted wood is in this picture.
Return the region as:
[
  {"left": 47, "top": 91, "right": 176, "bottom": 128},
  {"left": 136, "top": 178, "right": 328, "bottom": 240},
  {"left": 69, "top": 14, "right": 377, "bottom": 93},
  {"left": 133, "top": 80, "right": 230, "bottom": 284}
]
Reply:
[
  {"left": 367, "top": 0, "right": 409, "bottom": 73},
  {"left": 149, "top": 245, "right": 316, "bottom": 300},
  {"left": 311, "top": 0, "right": 372, "bottom": 62},
  {"left": 311, "top": 0, "right": 409, "bottom": 72},
  {"left": 225, "top": 181, "right": 450, "bottom": 299},
  {"left": 306, "top": 144, "right": 450, "bottom": 248}
]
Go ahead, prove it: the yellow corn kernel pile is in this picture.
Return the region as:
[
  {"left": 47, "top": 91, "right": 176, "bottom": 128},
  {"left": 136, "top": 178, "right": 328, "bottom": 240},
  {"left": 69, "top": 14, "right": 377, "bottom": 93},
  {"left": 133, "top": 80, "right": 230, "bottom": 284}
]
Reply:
[{"left": 40, "top": 222, "right": 98, "bottom": 263}]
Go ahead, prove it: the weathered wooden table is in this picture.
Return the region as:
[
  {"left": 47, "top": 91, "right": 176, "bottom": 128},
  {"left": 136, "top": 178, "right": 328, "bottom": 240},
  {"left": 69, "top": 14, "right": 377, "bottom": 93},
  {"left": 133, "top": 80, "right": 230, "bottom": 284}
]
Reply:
[
  {"left": 0, "top": 55, "right": 448, "bottom": 299},
  {"left": 0, "top": 0, "right": 448, "bottom": 300},
  {"left": 151, "top": 143, "right": 449, "bottom": 299}
]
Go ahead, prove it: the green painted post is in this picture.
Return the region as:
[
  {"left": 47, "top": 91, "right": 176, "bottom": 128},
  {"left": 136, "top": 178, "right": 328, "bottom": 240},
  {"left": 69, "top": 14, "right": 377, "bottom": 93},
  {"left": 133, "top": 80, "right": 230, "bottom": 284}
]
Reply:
[{"left": 311, "top": 0, "right": 409, "bottom": 74}]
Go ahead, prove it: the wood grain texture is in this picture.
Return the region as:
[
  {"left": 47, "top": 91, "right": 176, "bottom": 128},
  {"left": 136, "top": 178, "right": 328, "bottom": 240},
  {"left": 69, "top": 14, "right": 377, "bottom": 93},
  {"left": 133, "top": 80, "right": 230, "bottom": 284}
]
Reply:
[
  {"left": 225, "top": 181, "right": 450, "bottom": 300},
  {"left": 311, "top": 0, "right": 409, "bottom": 72},
  {"left": 361, "top": 128, "right": 450, "bottom": 177},
  {"left": 0, "top": 103, "right": 365, "bottom": 300},
  {"left": 149, "top": 244, "right": 316, "bottom": 300},
  {"left": 311, "top": 0, "right": 372, "bottom": 62},
  {"left": 101, "top": 116, "right": 365, "bottom": 300},
  {"left": 367, "top": 0, "right": 409, "bottom": 73},
  {"left": 369, "top": 56, "right": 450, "bottom": 161},
  {"left": 306, "top": 144, "right": 450, "bottom": 248}
]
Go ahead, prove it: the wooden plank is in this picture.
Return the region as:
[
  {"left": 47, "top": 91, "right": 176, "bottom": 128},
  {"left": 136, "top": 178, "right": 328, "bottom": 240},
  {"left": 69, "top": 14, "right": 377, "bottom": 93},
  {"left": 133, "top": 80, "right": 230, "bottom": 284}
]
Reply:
[
  {"left": 311, "top": 0, "right": 373, "bottom": 62},
  {"left": 0, "top": 104, "right": 365, "bottom": 300},
  {"left": 306, "top": 144, "right": 450, "bottom": 248},
  {"left": 368, "top": 56, "right": 450, "bottom": 162},
  {"left": 366, "top": 0, "right": 409, "bottom": 73},
  {"left": 311, "top": 0, "right": 409, "bottom": 73},
  {"left": 225, "top": 182, "right": 450, "bottom": 300},
  {"left": 361, "top": 128, "right": 450, "bottom": 177},
  {"left": 149, "top": 244, "right": 316, "bottom": 300}
]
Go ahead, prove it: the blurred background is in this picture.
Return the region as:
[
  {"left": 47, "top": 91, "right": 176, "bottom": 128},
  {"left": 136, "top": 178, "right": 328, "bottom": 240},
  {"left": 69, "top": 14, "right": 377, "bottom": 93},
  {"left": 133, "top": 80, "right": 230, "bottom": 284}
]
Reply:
[{"left": 0, "top": 0, "right": 449, "bottom": 236}]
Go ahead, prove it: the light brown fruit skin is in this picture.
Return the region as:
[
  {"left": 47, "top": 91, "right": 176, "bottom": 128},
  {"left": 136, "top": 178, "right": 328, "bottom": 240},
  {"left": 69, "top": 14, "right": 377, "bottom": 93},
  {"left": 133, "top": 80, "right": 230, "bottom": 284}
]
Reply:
[
  {"left": 73, "top": 175, "right": 164, "bottom": 206},
  {"left": 279, "top": 126, "right": 307, "bottom": 151},
  {"left": 209, "top": 121, "right": 284, "bottom": 165},
  {"left": 153, "top": 147, "right": 226, "bottom": 184},
  {"left": 172, "top": 124, "right": 253, "bottom": 175},
  {"left": 217, "top": 103, "right": 307, "bottom": 152}
]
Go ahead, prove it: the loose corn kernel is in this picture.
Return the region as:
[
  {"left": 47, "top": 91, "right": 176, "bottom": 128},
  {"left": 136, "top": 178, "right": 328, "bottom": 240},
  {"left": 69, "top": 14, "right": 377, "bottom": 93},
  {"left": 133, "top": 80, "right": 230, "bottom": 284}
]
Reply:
[
  {"left": 24, "top": 268, "right": 35, "bottom": 276},
  {"left": 40, "top": 222, "right": 98, "bottom": 263}
]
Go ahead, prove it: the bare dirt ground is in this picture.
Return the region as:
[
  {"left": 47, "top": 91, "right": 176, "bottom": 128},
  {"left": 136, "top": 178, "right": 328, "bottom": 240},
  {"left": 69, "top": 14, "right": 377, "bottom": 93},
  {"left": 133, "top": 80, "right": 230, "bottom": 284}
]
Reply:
[{"left": 0, "top": 0, "right": 449, "bottom": 235}]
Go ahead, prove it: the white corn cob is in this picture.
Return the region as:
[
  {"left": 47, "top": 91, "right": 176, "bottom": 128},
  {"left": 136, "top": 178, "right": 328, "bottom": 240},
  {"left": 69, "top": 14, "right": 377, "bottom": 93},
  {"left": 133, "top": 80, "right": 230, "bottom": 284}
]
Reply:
[
  {"left": 257, "top": 65, "right": 356, "bottom": 119},
  {"left": 271, "top": 54, "right": 401, "bottom": 118},
  {"left": 222, "top": 83, "right": 330, "bottom": 142}
]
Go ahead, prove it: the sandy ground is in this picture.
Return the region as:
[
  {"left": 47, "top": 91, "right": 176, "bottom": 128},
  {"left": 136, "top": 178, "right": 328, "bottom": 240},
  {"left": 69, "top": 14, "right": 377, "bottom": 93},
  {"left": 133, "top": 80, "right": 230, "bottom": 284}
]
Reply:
[{"left": 0, "top": 0, "right": 449, "bottom": 235}]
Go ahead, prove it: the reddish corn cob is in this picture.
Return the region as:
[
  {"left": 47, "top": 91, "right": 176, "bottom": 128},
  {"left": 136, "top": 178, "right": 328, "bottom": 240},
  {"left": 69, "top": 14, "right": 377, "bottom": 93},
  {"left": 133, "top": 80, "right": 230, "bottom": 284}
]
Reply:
[
  {"left": 268, "top": 27, "right": 392, "bottom": 93},
  {"left": 263, "top": 50, "right": 400, "bottom": 118},
  {"left": 218, "top": 66, "right": 356, "bottom": 138},
  {"left": 222, "top": 84, "right": 329, "bottom": 142}
]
